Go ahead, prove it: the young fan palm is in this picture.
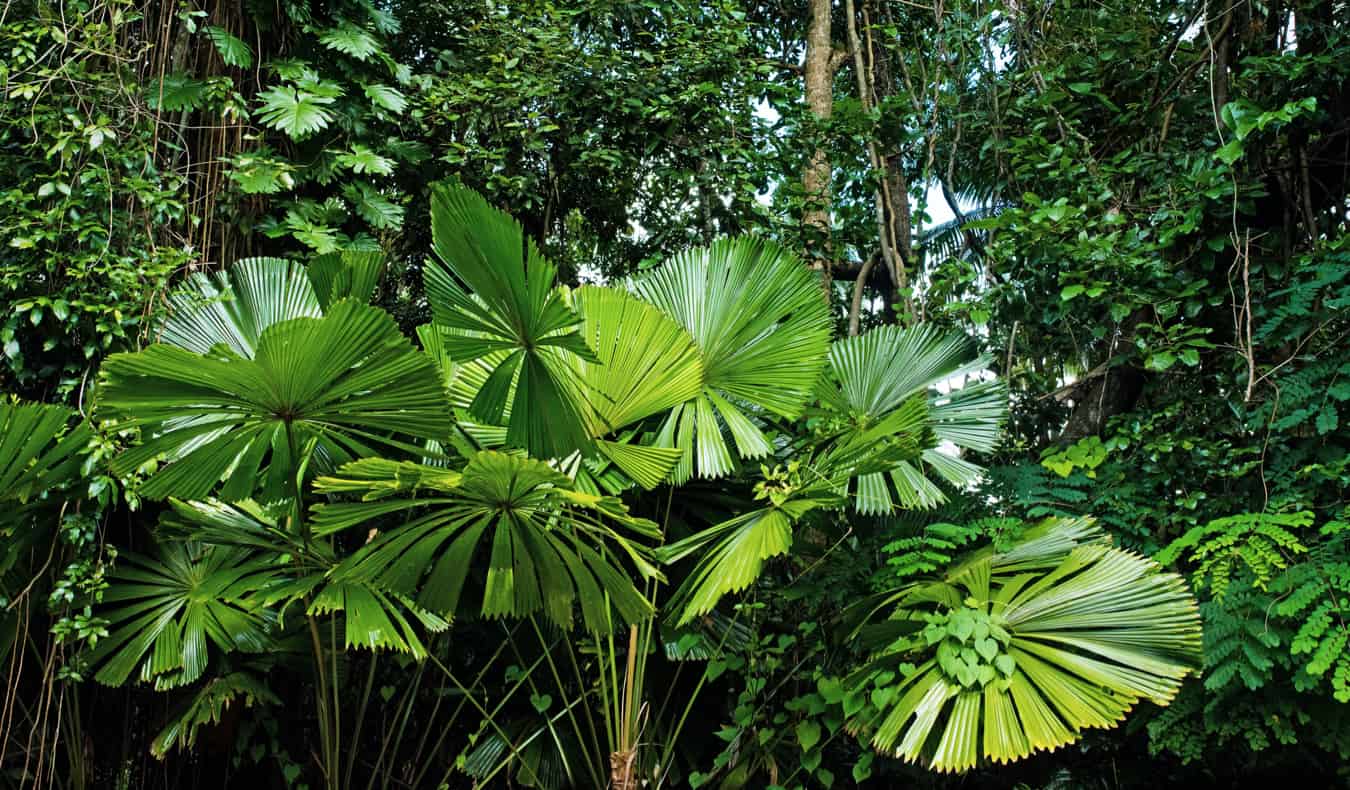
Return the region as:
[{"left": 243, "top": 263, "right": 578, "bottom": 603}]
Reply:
[
  {"left": 68, "top": 184, "right": 1201, "bottom": 789},
  {"left": 846, "top": 517, "right": 1201, "bottom": 772}
]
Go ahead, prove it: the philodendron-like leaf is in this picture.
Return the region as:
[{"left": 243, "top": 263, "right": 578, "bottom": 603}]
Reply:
[
  {"left": 312, "top": 452, "right": 660, "bottom": 632},
  {"left": 817, "top": 325, "right": 1007, "bottom": 514},
  {"left": 100, "top": 300, "right": 452, "bottom": 502},
  {"left": 567, "top": 285, "right": 703, "bottom": 488},
  {"left": 634, "top": 237, "right": 831, "bottom": 482},
  {"left": 86, "top": 542, "right": 281, "bottom": 689},
  {"left": 426, "top": 184, "right": 595, "bottom": 459},
  {"left": 846, "top": 517, "right": 1201, "bottom": 773}
]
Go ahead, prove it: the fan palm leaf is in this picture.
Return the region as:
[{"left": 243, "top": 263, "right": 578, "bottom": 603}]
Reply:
[
  {"left": 566, "top": 285, "right": 702, "bottom": 488},
  {"left": 312, "top": 452, "right": 660, "bottom": 632},
  {"left": 99, "top": 300, "right": 452, "bottom": 502},
  {"left": 307, "top": 249, "right": 387, "bottom": 309},
  {"left": 159, "top": 257, "right": 321, "bottom": 356},
  {"left": 633, "top": 238, "right": 831, "bottom": 482},
  {"left": 426, "top": 183, "right": 596, "bottom": 458},
  {"left": 848, "top": 517, "right": 1201, "bottom": 772},
  {"left": 85, "top": 542, "right": 281, "bottom": 689},
  {"left": 0, "top": 401, "right": 90, "bottom": 511},
  {"left": 817, "top": 325, "right": 1006, "bottom": 514}
]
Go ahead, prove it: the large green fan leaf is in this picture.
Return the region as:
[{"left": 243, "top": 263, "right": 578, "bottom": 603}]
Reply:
[
  {"left": 657, "top": 471, "right": 847, "bottom": 625},
  {"left": 85, "top": 542, "right": 281, "bottom": 689},
  {"left": 312, "top": 452, "right": 660, "bottom": 632},
  {"left": 817, "top": 325, "right": 1007, "bottom": 514},
  {"left": 426, "top": 184, "right": 595, "bottom": 458},
  {"left": 848, "top": 517, "right": 1201, "bottom": 772},
  {"left": 634, "top": 238, "right": 831, "bottom": 482},
  {"left": 158, "top": 257, "right": 321, "bottom": 357},
  {"left": 567, "top": 285, "right": 702, "bottom": 488},
  {"left": 100, "top": 300, "right": 452, "bottom": 502}
]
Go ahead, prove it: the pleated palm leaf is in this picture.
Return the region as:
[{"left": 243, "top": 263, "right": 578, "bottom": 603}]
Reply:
[
  {"left": 84, "top": 541, "right": 281, "bottom": 689},
  {"left": 563, "top": 285, "right": 703, "bottom": 488},
  {"left": 158, "top": 257, "right": 322, "bottom": 356},
  {"left": 818, "top": 324, "right": 1006, "bottom": 514},
  {"left": 633, "top": 238, "right": 832, "bottom": 483},
  {"left": 425, "top": 183, "right": 598, "bottom": 458},
  {"left": 160, "top": 495, "right": 450, "bottom": 659},
  {"left": 657, "top": 462, "right": 854, "bottom": 625},
  {"left": 847, "top": 517, "right": 1202, "bottom": 773},
  {"left": 420, "top": 284, "right": 705, "bottom": 490},
  {"left": 157, "top": 251, "right": 387, "bottom": 357},
  {"left": 99, "top": 299, "right": 452, "bottom": 503},
  {"left": 1, "top": 402, "right": 92, "bottom": 659},
  {"left": 0, "top": 401, "right": 91, "bottom": 525},
  {"left": 312, "top": 451, "right": 661, "bottom": 632}
]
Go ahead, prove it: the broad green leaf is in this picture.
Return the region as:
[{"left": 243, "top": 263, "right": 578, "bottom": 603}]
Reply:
[
  {"left": 817, "top": 325, "right": 1006, "bottom": 514},
  {"left": 307, "top": 249, "right": 387, "bottom": 309},
  {"left": 159, "top": 257, "right": 321, "bottom": 357},
  {"left": 336, "top": 144, "right": 396, "bottom": 175},
  {"left": 205, "top": 26, "right": 252, "bottom": 68},
  {"left": 256, "top": 84, "right": 337, "bottom": 140},
  {"left": 99, "top": 300, "right": 452, "bottom": 502},
  {"left": 849, "top": 518, "right": 1201, "bottom": 772},
  {"left": 85, "top": 543, "right": 281, "bottom": 689},
  {"left": 426, "top": 183, "right": 594, "bottom": 458},
  {"left": 319, "top": 22, "right": 381, "bottom": 61},
  {"left": 345, "top": 181, "right": 405, "bottom": 230},
  {"left": 635, "top": 238, "right": 831, "bottom": 482},
  {"left": 313, "top": 451, "right": 659, "bottom": 632},
  {"left": 149, "top": 73, "right": 207, "bottom": 111},
  {"left": 363, "top": 83, "right": 407, "bottom": 114},
  {"left": 0, "top": 401, "right": 90, "bottom": 506}
]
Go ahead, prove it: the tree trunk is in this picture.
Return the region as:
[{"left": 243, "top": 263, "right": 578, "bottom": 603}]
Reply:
[{"left": 803, "top": 0, "right": 835, "bottom": 288}]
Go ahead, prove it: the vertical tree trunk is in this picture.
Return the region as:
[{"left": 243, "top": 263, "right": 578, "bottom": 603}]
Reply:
[{"left": 803, "top": 0, "right": 835, "bottom": 290}]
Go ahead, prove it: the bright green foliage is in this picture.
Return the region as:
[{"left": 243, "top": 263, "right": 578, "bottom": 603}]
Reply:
[
  {"left": 1161, "top": 511, "right": 1350, "bottom": 705},
  {"left": 159, "top": 258, "right": 322, "bottom": 356},
  {"left": 849, "top": 518, "right": 1201, "bottom": 772},
  {"left": 1157, "top": 511, "right": 1315, "bottom": 596},
  {"left": 0, "top": 11, "right": 188, "bottom": 398},
  {"left": 205, "top": 26, "right": 253, "bottom": 68},
  {"left": 0, "top": 402, "right": 91, "bottom": 512},
  {"left": 879, "top": 518, "right": 1027, "bottom": 582},
  {"left": 314, "top": 452, "right": 660, "bottom": 632},
  {"left": 84, "top": 542, "right": 279, "bottom": 689},
  {"left": 816, "top": 325, "right": 1005, "bottom": 513},
  {"left": 566, "top": 285, "right": 703, "bottom": 487},
  {"left": 99, "top": 300, "right": 451, "bottom": 501},
  {"left": 426, "top": 183, "right": 596, "bottom": 458},
  {"left": 635, "top": 238, "right": 832, "bottom": 482}
]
